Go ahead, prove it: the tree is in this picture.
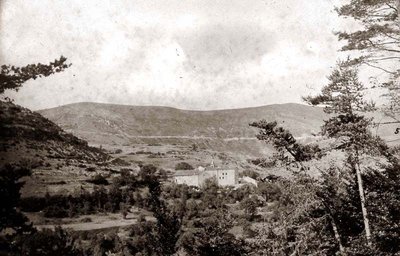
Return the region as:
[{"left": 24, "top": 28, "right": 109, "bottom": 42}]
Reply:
[
  {"left": 257, "top": 182, "right": 282, "bottom": 202},
  {"left": 128, "top": 164, "right": 183, "bottom": 256},
  {"left": 87, "top": 174, "right": 109, "bottom": 185},
  {"left": 0, "top": 56, "right": 71, "bottom": 94},
  {"left": 250, "top": 64, "right": 389, "bottom": 253},
  {"left": 147, "top": 175, "right": 183, "bottom": 256},
  {"left": 251, "top": 176, "right": 339, "bottom": 255},
  {"left": 334, "top": 0, "right": 400, "bottom": 115},
  {"left": 240, "top": 196, "right": 258, "bottom": 221},
  {"left": 16, "top": 227, "right": 83, "bottom": 256},
  {"left": 240, "top": 169, "right": 260, "bottom": 180},
  {"left": 129, "top": 218, "right": 157, "bottom": 255},
  {"left": 316, "top": 166, "right": 364, "bottom": 253},
  {"left": 250, "top": 120, "right": 350, "bottom": 254},
  {"left": 249, "top": 120, "right": 322, "bottom": 173},
  {"left": 178, "top": 210, "right": 247, "bottom": 256},
  {"left": 120, "top": 203, "right": 128, "bottom": 219},
  {"left": 175, "top": 162, "right": 194, "bottom": 170},
  {"left": 362, "top": 162, "right": 400, "bottom": 253},
  {"left": 201, "top": 178, "right": 224, "bottom": 209},
  {"left": 0, "top": 164, "right": 32, "bottom": 235},
  {"left": 305, "top": 63, "right": 396, "bottom": 249},
  {"left": 0, "top": 164, "right": 84, "bottom": 255}
]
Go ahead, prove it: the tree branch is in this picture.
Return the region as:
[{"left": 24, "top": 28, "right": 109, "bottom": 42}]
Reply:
[{"left": 363, "top": 62, "right": 397, "bottom": 74}]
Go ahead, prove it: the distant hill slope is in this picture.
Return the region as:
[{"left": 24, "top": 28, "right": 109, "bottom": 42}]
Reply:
[
  {"left": 0, "top": 101, "right": 108, "bottom": 165},
  {"left": 38, "top": 102, "right": 326, "bottom": 145}
]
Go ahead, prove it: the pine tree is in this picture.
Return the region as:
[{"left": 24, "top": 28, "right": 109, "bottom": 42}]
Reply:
[
  {"left": 251, "top": 63, "right": 397, "bottom": 253},
  {"left": 0, "top": 164, "right": 32, "bottom": 235},
  {"left": 0, "top": 56, "right": 71, "bottom": 94},
  {"left": 304, "top": 63, "right": 384, "bottom": 247},
  {"left": 335, "top": 0, "right": 400, "bottom": 115}
]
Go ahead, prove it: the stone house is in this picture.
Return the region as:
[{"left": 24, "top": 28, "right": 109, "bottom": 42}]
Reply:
[{"left": 174, "top": 166, "right": 238, "bottom": 187}]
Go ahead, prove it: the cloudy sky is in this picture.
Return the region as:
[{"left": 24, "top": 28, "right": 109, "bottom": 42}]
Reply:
[{"left": 1, "top": 0, "right": 351, "bottom": 110}]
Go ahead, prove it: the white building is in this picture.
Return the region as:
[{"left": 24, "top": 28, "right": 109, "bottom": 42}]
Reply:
[
  {"left": 174, "top": 166, "right": 238, "bottom": 187},
  {"left": 173, "top": 169, "right": 200, "bottom": 187}
]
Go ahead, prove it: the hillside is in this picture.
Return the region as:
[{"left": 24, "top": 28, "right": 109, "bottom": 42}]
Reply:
[
  {"left": 0, "top": 101, "right": 108, "bottom": 166},
  {"left": 38, "top": 102, "right": 326, "bottom": 144},
  {"left": 37, "top": 102, "right": 400, "bottom": 168}
]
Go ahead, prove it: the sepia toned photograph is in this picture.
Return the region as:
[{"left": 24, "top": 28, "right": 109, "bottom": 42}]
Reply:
[{"left": 0, "top": 0, "right": 399, "bottom": 255}]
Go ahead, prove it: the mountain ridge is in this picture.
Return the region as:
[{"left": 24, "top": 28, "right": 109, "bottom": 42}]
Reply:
[
  {"left": 39, "top": 101, "right": 312, "bottom": 113},
  {"left": 37, "top": 102, "right": 327, "bottom": 147}
]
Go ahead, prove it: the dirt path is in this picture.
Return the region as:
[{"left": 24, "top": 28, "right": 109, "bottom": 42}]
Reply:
[
  {"left": 37, "top": 218, "right": 137, "bottom": 231},
  {"left": 35, "top": 212, "right": 141, "bottom": 231}
]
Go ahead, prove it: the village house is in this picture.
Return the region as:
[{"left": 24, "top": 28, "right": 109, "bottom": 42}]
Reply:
[{"left": 174, "top": 165, "right": 238, "bottom": 187}]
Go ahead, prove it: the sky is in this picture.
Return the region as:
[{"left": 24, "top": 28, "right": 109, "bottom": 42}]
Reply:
[{"left": 1, "top": 0, "right": 352, "bottom": 110}]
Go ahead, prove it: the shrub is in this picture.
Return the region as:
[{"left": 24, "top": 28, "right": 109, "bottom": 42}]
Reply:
[
  {"left": 240, "top": 170, "right": 260, "bottom": 179},
  {"left": 20, "top": 197, "right": 47, "bottom": 212},
  {"left": 114, "top": 149, "right": 123, "bottom": 154},
  {"left": 85, "top": 166, "right": 96, "bottom": 172},
  {"left": 257, "top": 182, "right": 282, "bottom": 202},
  {"left": 17, "top": 227, "right": 82, "bottom": 256},
  {"left": 175, "top": 162, "right": 194, "bottom": 170},
  {"left": 81, "top": 217, "right": 92, "bottom": 223},
  {"left": 87, "top": 174, "right": 109, "bottom": 185},
  {"left": 43, "top": 205, "right": 68, "bottom": 218}
]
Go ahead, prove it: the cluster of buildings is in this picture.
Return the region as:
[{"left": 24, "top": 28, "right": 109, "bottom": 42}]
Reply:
[
  {"left": 173, "top": 162, "right": 257, "bottom": 188},
  {"left": 173, "top": 166, "right": 237, "bottom": 187}
]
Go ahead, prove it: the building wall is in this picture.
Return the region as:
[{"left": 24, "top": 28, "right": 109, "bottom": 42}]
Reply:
[
  {"left": 174, "top": 169, "right": 237, "bottom": 187},
  {"left": 200, "top": 169, "right": 237, "bottom": 186},
  {"left": 216, "top": 169, "right": 237, "bottom": 186},
  {"left": 199, "top": 170, "right": 218, "bottom": 185},
  {"left": 174, "top": 175, "right": 199, "bottom": 187}
]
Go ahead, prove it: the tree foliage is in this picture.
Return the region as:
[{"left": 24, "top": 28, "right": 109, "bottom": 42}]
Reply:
[
  {"left": 0, "top": 164, "right": 84, "bottom": 255},
  {"left": 0, "top": 56, "right": 71, "bottom": 94},
  {"left": 251, "top": 63, "right": 400, "bottom": 254},
  {"left": 0, "top": 164, "right": 32, "bottom": 235},
  {"left": 127, "top": 164, "right": 183, "bottom": 256},
  {"left": 249, "top": 120, "right": 322, "bottom": 167},
  {"left": 335, "top": 0, "right": 400, "bottom": 114},
  {"left": 175, "top": 162, "right": 194, "bottom": 170},
  {"left": 179, "top": 210, "right": 247, "bottom": 256},
  {"left": 240, "top": 196, "right": 258, "bottom": 221},
  {"left": 304, "top": 64, "right": 381, "bottom": 152},
  {"left": 16, "top": 227, "right": 83, "bottom": 256}
]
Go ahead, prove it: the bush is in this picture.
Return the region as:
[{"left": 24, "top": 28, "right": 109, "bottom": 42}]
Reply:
[
  {"left": 81, "top": 217, "right": 92, "bottom": 223},
  {"left": 43, "top": 205, "right": 68, "bottom": 218},
  {"left": 87, "top": 174, "right": 109, "bottom": 185},
  {"left": 114, "top": 149, "right": 123, "bottom": 154},
  {"left": 240, "top": 170, "right": 260, "bottom": 179},
  {"left": 85, "top": 166, "right": 96, "bottom": 172},
  {"left": 248, "top": 158, "right": 276, "bottom": 168},
  {"left": 17, "top": 227, "right": 83, "bottom": 256},
  {"left": 20, "top": 197, "right": 47, "bottom": 212},
  {"left": 257, "top": 182, "right": 282, "bottom": 202},
  {"left": 175, "top": 162, "right": 194, "bottom": 170}
]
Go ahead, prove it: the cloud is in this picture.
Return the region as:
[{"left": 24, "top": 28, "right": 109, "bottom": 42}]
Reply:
[
  {"left": 1, "top": 0, "right": 353, "bottom": 110},
  {"left": 176, "top": 23, "right": 275, "bottom": 75}
]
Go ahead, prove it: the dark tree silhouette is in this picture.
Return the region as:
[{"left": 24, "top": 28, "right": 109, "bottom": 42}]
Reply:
[
  {"left": 178, "top": 210, "right": 246, "bottom": 256},
  {"left": 175, "top": 162, "right": 194, "bottom": 170},
  {"left": 0, "top": 56, "right": 71, "bottom": 94},
  {"left": 0, "top": 164, "right": 32, "bottom": 235},
  {"left": 304, "top": 63, "right": 400, "bottom": 251},
  {"left": 335, "top": 0, "right": 400, "bottom": 116},
  {"left": 16, "top": 227, "right": 83, "bottom": 256}
]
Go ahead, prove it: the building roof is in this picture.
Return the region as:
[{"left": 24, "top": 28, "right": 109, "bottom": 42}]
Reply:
[
  {"left": 174, "top": 170, "right": 199, "bottom": 177},
  {"left": 205, "top": 168, "right": 235, "bottom": 172},
  {"left": 174, "top": 167, "right": 236, "bottom": 177}
]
